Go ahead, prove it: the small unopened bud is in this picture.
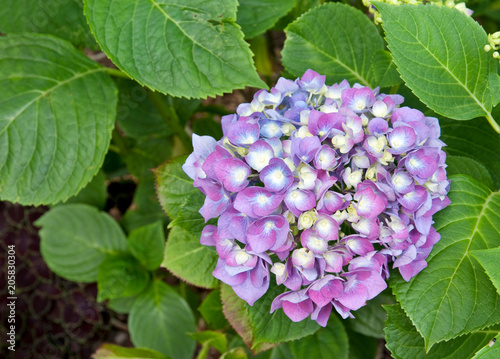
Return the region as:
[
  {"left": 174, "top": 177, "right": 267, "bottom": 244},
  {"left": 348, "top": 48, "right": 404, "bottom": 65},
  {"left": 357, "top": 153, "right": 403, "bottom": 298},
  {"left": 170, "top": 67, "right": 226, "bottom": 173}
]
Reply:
[
  {"left": 494, "top": 51, "right": 499, "bottom": 59},
  {"left": 485, "top": 45, "right": 492, "bottom": 52}
]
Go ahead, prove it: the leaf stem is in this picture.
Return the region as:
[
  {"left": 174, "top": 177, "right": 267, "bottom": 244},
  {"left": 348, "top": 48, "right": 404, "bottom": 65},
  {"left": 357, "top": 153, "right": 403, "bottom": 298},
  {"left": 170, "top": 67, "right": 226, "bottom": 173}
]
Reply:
[
  {"left": 103, "top": 67, "right": 131, "bottom": 79},
  {"left": 486, "top": 113, "right": 500, "bottom": 134},
  {"left": 147, "top": 90, "right": 192, "bottom": 152}
]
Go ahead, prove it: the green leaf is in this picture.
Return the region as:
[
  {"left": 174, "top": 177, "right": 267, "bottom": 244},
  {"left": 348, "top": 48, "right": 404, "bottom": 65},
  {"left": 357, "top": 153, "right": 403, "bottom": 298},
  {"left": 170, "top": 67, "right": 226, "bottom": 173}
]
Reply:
[
  {"left": 440, "top": 117, "right": 500, "bottom": 188},
  {"left": 198, "top": 289, "right": 229, "bottom": 330},
  {"left": 93, "top": 343, "right": 171, "bottom": 359},
  {"left": 471, "top": 336, "right": 500, "bottom": 358},
  {"left": 472, "top": 247, "right": 500, "bottom": 296},
  {"left": 107, "top": 296, "right": 137, "bottom": 314},
  {"left": 446, "top": 156, "right": 494, "bottom": 190},
  {"left": 116, "top": 79, "right": 172, "bottom": 139},
  {"left": 371, "top": 50, "right": 402, "bottom": 88},
  {"left": 127, "top": 221, "right": 165, "bottom": 271},
  {"left": 97, "top": 255, "right": 151, "bottom": 302},
  {"left": 162, "top": 226, "right": 218, "bottom": 289},
  {"left": 192, "top": 118, "right": 224, "bottom": 140},
  {"left": 37, "top": 204, "right": 128, "bottom": 282},
  {"left": 247, "top": 283, "right": 320, "bottom": 348},
  {"left": 0, "top": 0, "right": 97, "bottom": 48},
  {"left": 390, "top": 175, "right": 500, "bottom": 349},
  {"left": 129, "top": 279, "right": 196, "bottom": 359},
  {"left": 288, "top": 315, "right": 348, "bottom": 359},
  {"left": 155, "top": 156, "right": 199, "bottom": 218},
  {"left": 384, "top": 304, "right": 500, "bottom": 359},
  {"left": 63, "top": 170, "right": 108, "bottom": 209},
  {"left": 345, "top": 290, "right": 394, "bottom": 339},
  {"left": 189, "top": 331, "right": 228, "bottom": 353},
  {"left": 346, "top": 329, "right": 378, "bottom": 359},
  {"left": 274, "top": 0, "right": 323, "bottom": 30},
  {"left": 155, "top": 156, "right": 208, "bottom": 234},
  {"left": 377, "top": 3, "right": 496, "bottom": 121},
  {"left": 237, "top": 0, "right": 296, "bottom": 39},
  {"left": 220, "top": 284, "right": 276, "bottom": 354},
  {"left": 84, "top": 0, "right": 266, "bottom": 98},
  {"left": 121, "top": 177, "right": 167, "bottom": 233},
  {"left": 124, "top": 137, "right": 174, "bottom": 179},
  {"left": 282, "top": 2, "right": 384, "bottom": 87},
  {"left": 489, "top": 73, "right": 500, "bottom": 107},
  {"left": 0, "top": 34, "right": 117, "bottom": 205}
]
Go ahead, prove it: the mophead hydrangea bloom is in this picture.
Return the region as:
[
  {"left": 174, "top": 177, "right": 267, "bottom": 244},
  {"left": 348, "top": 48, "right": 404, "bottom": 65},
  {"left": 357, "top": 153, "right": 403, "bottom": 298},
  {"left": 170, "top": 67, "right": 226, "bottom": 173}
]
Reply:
[{"left": 183, "top": 70, "right": 450, "bottom": 326}]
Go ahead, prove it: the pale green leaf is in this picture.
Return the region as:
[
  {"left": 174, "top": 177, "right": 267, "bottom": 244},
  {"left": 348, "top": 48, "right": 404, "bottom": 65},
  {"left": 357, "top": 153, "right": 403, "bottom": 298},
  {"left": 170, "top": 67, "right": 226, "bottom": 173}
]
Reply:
[
  {"left": 446, "top": 156, "right": 494, "bottom": 190},
  {"left": 237, "top": 0, "right": 296, "bottom": 39},
  {"left": 440, "top": 118, "right": 500, "bottom": 188},
  {"left": 489, "top": 73, "right": 500, "bottom": 107},
  {"left": 129, "top": 280, "right": 196, "bottom": 359},
  {"left": 127, "top": 221, "right": 165, "bottom": 271},
  {"left": 377, "top": 3, "right": 496, "bottom": 121},
  {"left": 0, "top": 34, "right": 117, "bottom": 205},
  {"left": 471, "top": 335, "right": 500, "bottom": 358},
  {"left": 282, "top": 2, "right": 384, "bottom": 87},
  {"left": 371, "top": 50, "right": 401, "bottom": 88},
  {"left": 162, "top": 226, "right": 218, "bottom": 289},
  {"left": 385, "top": 304, "right": 500, "bottom": 359},
  {"left": 288, "top": 315, "right": 349, "bottom": 359},
  {"left": 471, "top": 247, "right": 500, "bottom": 296},
  {"left": 93, "top": 343, "right": 170, "bottom": 359},
  {"left": 0, "top": 0, "right": 97, "bottom": 48},
  {"left": 37, "top": 204, "right": 128, "bottom": 282},
  {"left": 84, "top": 0, "right": 266, "bottom": 98},
  {"left": 97, "top": 255, "right": 151, "bottom": 302},
  {"left": 390, "top": 175, "right": 500, "bottom": 349}
]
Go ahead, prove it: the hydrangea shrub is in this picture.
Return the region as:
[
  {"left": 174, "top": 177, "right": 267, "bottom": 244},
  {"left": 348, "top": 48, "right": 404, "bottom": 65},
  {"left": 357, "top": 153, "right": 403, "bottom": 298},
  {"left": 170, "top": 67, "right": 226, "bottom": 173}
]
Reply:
[
  {"left": 2, "top": 0, "right": 500, "bottom": 358},
  {"left": 183, "top": 70, "right": 450, "bottom": 326}
]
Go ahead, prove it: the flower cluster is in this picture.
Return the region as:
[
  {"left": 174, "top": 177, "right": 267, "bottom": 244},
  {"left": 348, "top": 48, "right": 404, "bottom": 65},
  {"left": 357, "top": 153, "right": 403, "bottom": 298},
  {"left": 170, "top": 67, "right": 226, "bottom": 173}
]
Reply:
[
  {"left": 183, "top": 70, "right": 450, "bottom": 326},
  {"left": 485, "top": 31, "right": 500, "bottom": 63}
]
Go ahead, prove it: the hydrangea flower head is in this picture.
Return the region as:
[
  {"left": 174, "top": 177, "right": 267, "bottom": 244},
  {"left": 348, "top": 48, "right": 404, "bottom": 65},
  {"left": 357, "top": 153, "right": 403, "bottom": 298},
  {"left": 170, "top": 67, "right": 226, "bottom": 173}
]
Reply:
[{"left": 183, "top": 70, "right": 450, "bottom": 326}]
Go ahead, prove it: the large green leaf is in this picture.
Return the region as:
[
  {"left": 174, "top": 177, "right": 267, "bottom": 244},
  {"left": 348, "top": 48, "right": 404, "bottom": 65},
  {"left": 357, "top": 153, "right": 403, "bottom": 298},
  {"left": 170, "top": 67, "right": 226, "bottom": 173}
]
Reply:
[
  {"left": 37, "top": 204, "right": 128, "bottom": 282},
  {"left": 93, "top": 343, "right": 171, "bottom": 359},
  {"left": 127, "top": 221, "right": 165, "bottom": 271},
  {"left": 440, "top": 118, "right": 500, "bottom": 188},
  {"left": 0, "top": 0, "right": 97, "bottom": 48},
  {"left": 390, "top": 175, "right": 500, "bottom": 349},
  {"left": 370, "top": 50, "right": 401, "bottom": 88},
  {"left": 385, "top": 304, "right": 500, "bottom": 359},
  {"left": 471, "top": 247, "right": 500, "bottom": 296},
  {"left": 129, "top": 280, "right": 196, "bottom": 359},
  {"left": 377, "top": 3, "right": 497, "bottom": 123},
  {"left": 162, "top": 226, "right": 218, "bottom": 289},
  {"left": 84, "top": 0, "right": 266, "bottom": 98},
  {"left": 288, "top": 315, "right": 349, "bottom": 359},
  {"left": 0, "top": 34, "right": 117, "bottom": 205},
  {"left": 97, "top": 254, "right": 151, "bottom": 301},
  {"left": 237, "top": 0, "right": 296, "bottom": 39},
  {"left": 282, "top": 2, "right": 384, "bottom": 87},
  {"left": 446, "top": 156, "right": 494, "bottom": 190}
]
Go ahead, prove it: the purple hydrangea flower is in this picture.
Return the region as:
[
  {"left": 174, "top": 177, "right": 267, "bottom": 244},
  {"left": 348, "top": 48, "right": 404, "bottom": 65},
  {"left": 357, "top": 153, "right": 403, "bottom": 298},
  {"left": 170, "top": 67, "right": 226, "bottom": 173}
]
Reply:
[{"left": 183, "top": 70, "right": 450, "bottom": 327}]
